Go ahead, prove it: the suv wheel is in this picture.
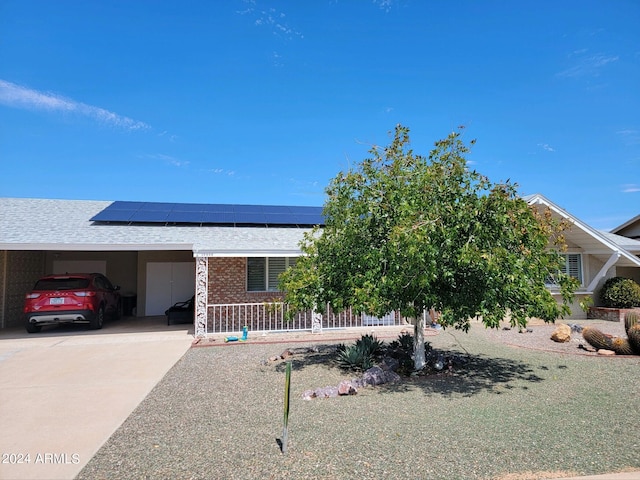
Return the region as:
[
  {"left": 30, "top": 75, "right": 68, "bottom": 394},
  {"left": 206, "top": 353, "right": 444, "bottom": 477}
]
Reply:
[
  {"left": 90, "top": 306, "right": 105, "bottom": 330},
  {"left": 25, "top": 322, "right": 42, "bottom": 333}
]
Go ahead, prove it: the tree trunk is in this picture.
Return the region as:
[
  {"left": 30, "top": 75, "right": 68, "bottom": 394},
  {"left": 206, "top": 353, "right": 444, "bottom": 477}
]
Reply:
[{"left": 413, "top": 314, "right": 426, "bottom": 370}]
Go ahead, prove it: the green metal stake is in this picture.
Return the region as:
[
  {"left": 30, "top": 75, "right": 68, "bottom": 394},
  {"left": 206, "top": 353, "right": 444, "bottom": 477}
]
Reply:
[{"left": 281, "top": 361, "right": 292, "bottom": 453}]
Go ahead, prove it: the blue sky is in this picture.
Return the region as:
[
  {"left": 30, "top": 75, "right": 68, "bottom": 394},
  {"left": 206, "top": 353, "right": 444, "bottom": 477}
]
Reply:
[{"left": 0, "top": 0, "right": 638, "bottom": 231}]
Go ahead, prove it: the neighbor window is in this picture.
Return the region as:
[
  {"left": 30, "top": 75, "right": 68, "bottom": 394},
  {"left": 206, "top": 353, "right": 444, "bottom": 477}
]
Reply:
[
  {"left": 247, "top": 257, "right": 297, "bottom": 292},
  {"left": 561, "top": 253, "right": 583, "bottom": 284},
  {"left": 546, "top": 253, "right": 583, "bottom": 286}
]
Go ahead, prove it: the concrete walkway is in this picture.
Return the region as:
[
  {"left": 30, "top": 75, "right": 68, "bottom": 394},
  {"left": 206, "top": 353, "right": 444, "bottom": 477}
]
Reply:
[{"left": 0, "top": 318, "right": 193, "bottom": 480}]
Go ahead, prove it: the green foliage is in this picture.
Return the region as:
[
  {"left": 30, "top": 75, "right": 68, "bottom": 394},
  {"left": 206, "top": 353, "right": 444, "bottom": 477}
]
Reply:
[
  {"left": 356, "top": 334, "right": 385, "bottom": 357},
  {"left": 386, "top": 332, "right": 431, "bottom": 375},
  {"left": 579, "top": 296, "right": 593, "bottom": 313},
  {"left": 336, "top": 343, "right": 374, "bottom": 371},
  {"left": 388, "top": 332, "right": 414, "bottom": 353},
  {"left": 336, "top": 334, "right": 384, "bottom": 371},
  {"left": 280, "top": 124, "right": 577, "bottom": 333},
  {"left": 600, "top": 277, "right": 640, "bottom": 309}
]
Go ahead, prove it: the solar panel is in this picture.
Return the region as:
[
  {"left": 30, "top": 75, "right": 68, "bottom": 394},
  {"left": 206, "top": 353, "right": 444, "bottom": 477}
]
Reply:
[
  {"left": 91, "top": 201, "right": 324, "bottom": 226},
  {"left": 166, "top": 211, "right": 204, "bottom": 223},
  {"left": 131, "top": 210, "right": 170, "bottom": 222}
]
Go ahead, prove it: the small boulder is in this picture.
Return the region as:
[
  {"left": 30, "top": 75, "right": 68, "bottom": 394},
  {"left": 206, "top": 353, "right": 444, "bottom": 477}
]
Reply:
[
  {"left": 362, "top": 366, "right": 386, "bottom": 386},
  {"left": 316, "top": 386, "right": 339, "bottom": 398},
  {"left": 302, "top": 389, "right": 317, "bottom": 401},
  {"left": 382, "top": 370, "right": 402, "bottom": 384},
  {"left": 338, "top": 380, "right": 357, "bottom": 395},
  {"left": 597, "top": 349, "right": 616, "bottom": 356},
  {"left": 551, "top": 324, "right": 572, "bottom": 343}
]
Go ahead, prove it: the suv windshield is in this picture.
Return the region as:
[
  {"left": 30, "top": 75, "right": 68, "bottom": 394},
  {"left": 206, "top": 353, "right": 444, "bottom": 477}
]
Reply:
[{"left": 33, "top": 278, "right": 90, "bottom": 290}]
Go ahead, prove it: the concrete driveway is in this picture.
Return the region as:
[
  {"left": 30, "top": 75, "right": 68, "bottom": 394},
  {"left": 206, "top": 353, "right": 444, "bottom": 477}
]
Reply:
[{"left": 0, "top": 317, "right": 193, "bottom": 480}]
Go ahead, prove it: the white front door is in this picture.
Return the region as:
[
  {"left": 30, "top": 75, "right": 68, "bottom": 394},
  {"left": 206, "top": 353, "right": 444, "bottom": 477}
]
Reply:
[{"left": 145, "top": 262, "right": 195, "bottom": 316}]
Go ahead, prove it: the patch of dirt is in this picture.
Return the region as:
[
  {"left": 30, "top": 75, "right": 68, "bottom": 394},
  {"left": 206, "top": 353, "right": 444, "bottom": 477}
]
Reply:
[{"left": 475, "top": 319, "right": 632, "bottom": 356}]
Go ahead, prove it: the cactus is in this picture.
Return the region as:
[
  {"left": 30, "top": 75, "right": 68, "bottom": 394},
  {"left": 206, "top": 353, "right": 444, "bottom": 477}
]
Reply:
[
  {"left": 611, "top": 337, "right": 635, "bottom": 355},
  {"left": 582, "top": 326, "right": 614, "bottom": 351},
  {"left": 627, "top": 324, "right": 640, "bottom": 355},
  {"left": 624, "top": 311, "right": 639, "bottom": 335}
]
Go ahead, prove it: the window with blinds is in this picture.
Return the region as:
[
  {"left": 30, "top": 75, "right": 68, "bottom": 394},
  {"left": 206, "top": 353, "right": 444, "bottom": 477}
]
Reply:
[
  {"left": 247, "top": 257, "right": 297, "bottom": 292},
  {"left": 560, "top": 253, "right": 583, "bottom": 284}
]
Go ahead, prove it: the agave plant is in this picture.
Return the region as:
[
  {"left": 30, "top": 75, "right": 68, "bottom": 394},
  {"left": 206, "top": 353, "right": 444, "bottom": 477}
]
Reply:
[
  {"left": 336, "top": 343, "right": 374, "bottom": 371},
  {"left": 355, "top": 334, "right": 384, "bottom": 358}
]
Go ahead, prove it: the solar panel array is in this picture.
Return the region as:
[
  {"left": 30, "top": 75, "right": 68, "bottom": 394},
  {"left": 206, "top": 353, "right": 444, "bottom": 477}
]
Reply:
[{"left": 90, "top": 201, "right": 325, "bottom": 226}]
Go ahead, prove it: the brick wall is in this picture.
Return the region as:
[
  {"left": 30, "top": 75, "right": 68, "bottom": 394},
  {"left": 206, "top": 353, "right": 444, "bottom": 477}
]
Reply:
[
  {"left": 208, "top": 257, "right": 282, "bottom": 304},
  {"left": 588, "top": 307, "right": 640, "bottom": 322}
]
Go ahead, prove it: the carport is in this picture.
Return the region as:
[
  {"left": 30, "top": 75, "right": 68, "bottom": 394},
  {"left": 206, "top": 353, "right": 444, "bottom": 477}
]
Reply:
[
  {"left": 0, "top": 198, "right": 314, "bottom": 334},
  {"left": 0, "top": 198, "right": 198, "bottom": 331}
]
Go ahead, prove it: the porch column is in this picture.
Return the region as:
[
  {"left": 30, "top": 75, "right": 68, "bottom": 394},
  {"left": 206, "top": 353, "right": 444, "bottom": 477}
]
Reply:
[
  {"left": 587, "top": 252, "right": 621, "bottom": 292},
  {"left": 195, "top": 256, "right": 208, "bottom": 337}
]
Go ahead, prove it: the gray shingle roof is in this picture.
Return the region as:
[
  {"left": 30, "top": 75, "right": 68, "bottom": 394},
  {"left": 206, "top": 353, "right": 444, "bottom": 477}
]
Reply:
[{"left": 0, "top": 198, "right": 310, "bottom": 256}]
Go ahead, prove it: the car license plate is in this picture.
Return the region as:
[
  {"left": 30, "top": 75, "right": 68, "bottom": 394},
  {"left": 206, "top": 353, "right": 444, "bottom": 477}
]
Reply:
[{"left": 50, "top": 297, "right": 64, "bottom": 305}]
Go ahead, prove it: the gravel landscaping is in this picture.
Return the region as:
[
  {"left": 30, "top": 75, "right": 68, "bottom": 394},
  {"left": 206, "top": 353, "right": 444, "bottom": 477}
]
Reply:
[{"left": 77, "top": 320, "right": 640, "bottom": 480}]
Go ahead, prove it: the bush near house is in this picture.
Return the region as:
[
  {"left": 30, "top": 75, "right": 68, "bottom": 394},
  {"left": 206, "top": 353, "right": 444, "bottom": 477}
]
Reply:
[{"left": 600, "top": 277, "right": 640, "bottom": 308}]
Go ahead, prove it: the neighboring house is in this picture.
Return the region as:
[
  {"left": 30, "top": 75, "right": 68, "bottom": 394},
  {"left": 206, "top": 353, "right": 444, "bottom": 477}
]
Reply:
[
  {"left": 526, "top": 194, "right": 640, "bottom": 317},
  {"left": 611, "top": 214, "right": 640, "bottom": 241},
  {"left": 1, "top": 196, "right": 639, "bottom": 335}
]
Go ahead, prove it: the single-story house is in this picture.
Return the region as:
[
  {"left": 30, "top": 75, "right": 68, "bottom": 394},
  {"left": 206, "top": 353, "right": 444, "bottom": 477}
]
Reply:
[
  {"left": 525, "top": 194, "right": 640, "bottom": 316},
  {"left": 1, "top": 195, "right": 639, "bottom": 336}
]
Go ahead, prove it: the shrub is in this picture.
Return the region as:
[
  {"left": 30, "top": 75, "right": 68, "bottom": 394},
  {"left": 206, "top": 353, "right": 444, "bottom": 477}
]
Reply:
[
  {"left": 336, "top": 344, "right": 374, "bottom": 371},
  {"left": 336, "top": 334, "right": 384, "bottom": 372},
  {"left": 385, "top": 332, "right": 432, "bottom": 375},
  {"left": 600, "top": 277, "right": 640, "bottom": 308}
]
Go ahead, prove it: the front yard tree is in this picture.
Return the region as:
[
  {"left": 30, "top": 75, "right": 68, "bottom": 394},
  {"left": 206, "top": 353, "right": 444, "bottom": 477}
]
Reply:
[{"left": 280, "top": 125, "right": 577, "bottom": 370}]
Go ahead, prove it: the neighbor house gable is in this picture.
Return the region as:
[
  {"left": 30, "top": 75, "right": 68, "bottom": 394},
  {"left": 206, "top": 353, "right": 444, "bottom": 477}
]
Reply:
[
  {"left": 611, "top": 214, "right": 640, "bottom": 241},
  {"left": 525, "top": 194, "right": 640, "bottom": 318}
]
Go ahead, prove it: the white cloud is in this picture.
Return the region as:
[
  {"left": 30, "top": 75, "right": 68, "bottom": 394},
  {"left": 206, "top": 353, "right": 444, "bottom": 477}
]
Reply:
[
  {"left": 557, "top": 53, "right": 619, "bottom": 78},
  {"left": 0, "top": 79, "right": 149, "bottom": 130},
  {"left": 209, "top": 168, "right": 235, "bottom": 176},
  {"left": 622, "top": 184, "right": 640, "bottom": 193},
  {"left": 538, "top": 143, "right": 555, "bottom": 152},
  {"left": 139, "top": 153, "right": 188, "bottom": 167},
  {"left": 373, "top": 0, "right": 396, "bottom": 12},
  {"left": 237, "top": 1, "right": 303, "bottom": 40},
  {"left": 158, "top": 130, "right": 178, "bottom": 142}
]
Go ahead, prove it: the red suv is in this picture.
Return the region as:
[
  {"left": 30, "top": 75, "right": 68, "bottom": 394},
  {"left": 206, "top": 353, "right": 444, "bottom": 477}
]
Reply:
[{"left": 24, "top": 273, "right": 122, "bottom": 333}]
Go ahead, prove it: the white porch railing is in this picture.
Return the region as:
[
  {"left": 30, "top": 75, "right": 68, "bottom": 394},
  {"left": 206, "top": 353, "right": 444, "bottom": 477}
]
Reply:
[{"left": 204, "top": 302, "right": 403, "bottom": 335}]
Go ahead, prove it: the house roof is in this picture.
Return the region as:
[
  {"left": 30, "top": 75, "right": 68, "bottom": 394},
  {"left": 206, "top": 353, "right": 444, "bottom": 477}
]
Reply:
[
  {"left": 611, "top": 213, "right": 640, "bottom": 238},
  {"left": 2, "top": 196, "right": 640, "bottom": 265},
  {"left": 599, "top": 231, "right": 640, "bottom": 254},
  {"left": 526, "top": 193, "right": 640, "bottom": 268},
  {"left": 0, "top": 198, "right": 312, "bottom": 257}
]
